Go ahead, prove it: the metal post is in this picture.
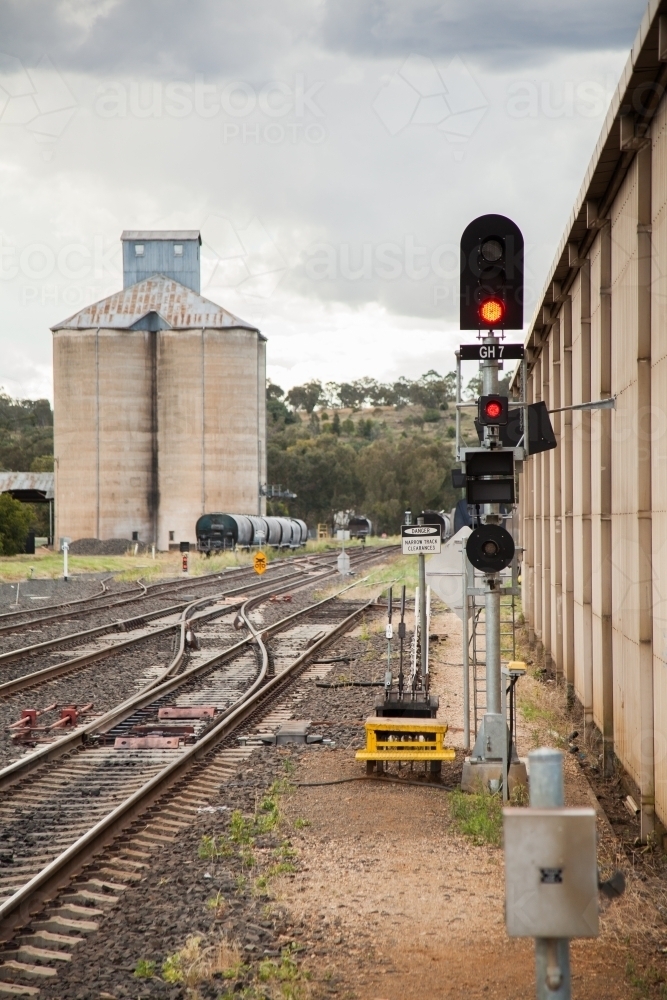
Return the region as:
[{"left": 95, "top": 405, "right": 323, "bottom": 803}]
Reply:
[
  {"left": 462, "top": 541, "right": 470, "bottom": 751},
  {"left": 455, "top": 349, "right": 462, "bottom": 459},
  {"left": 530, "top": 748, "right": 571, "bottom": 1000},
  {"left": 63, "top": 541, "right": 69, "bottom": 582},
  {"left": 418, "top": 520, "right": 428, "bottom": 685},
  {"left": 385, "top": 586, "right": 393, "bottom": 694},
  {"left": 485, "top": 585, "right": 501, "bottom": 714}
]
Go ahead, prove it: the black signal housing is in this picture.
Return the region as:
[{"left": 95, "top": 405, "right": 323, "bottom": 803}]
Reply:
[
  {"left": 478, "top": 394, "right": 509, "bottom": 426},
  {"left": 460, "top": 214, "right": 524, "bottom": 330}
]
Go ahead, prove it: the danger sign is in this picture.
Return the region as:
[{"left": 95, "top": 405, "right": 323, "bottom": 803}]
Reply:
[
  {"left": 254, "top": 551, "right": 267, "bottom": 575},
  {"left": 401, "top": 524, "right": 442, "bottom": 555}
]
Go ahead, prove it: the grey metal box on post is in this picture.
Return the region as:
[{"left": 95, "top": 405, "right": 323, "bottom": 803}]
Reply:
[{"left": 504, "top": 808, "right": 598, "bottom": 938}]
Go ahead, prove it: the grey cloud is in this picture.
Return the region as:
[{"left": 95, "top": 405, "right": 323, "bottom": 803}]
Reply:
[
  {"left": 320, "top": 0, "right": 647, "bottom": 67},
  {"left": 0, "top": 0, "right": 647, "bottom": 79},
  {"left": 0, "top": 0, "right": 316, "bottom": 77}
]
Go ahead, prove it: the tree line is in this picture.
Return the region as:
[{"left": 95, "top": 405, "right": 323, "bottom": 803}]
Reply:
[
  {"left": 277, "top": 370, "right": 457, "bottom": 414},
  {"left": 266, "top": 370, "right": 468, "bottom": 533}
]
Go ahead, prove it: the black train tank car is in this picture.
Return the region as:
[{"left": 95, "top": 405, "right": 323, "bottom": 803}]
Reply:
[
  {"left": 348, "top": 515, "right": 372, "bottom": 539},
  {"left": 196, "top": 513, "right": 308, "bottom": 554}
]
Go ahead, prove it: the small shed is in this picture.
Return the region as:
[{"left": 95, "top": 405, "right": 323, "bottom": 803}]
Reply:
[{"left": 0, "top": 472, "right": 54, "bottom": 545}]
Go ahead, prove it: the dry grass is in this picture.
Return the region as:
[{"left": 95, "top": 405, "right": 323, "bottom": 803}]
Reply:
[{"left": 162, "top": 935, "right": 242, "bottom": 996}]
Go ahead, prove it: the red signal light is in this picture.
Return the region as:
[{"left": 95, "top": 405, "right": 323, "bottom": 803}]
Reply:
[
  {"left": 478, "top": 394, "right": 508, "bottom": 426},
  {"left": 478, "top": 297, "right": 505, "bottom": 326}
]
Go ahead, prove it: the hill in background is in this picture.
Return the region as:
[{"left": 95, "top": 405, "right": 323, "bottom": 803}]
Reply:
[{"left": 266, "top": 371, "right": 498, "bottom": 534}]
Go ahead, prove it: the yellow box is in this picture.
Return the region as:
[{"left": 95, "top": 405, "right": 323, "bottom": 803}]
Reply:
[{"left": 355, "top": 715, "right": 456, "bottom": 762}]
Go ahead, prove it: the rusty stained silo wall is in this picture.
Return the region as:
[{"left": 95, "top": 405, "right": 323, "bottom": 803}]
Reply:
[
  {"left": 53, "top": 328, "right": 154, "bottom": 545},
  {"left": 156, "top": 327, "right": 266, "bottom": 550}
]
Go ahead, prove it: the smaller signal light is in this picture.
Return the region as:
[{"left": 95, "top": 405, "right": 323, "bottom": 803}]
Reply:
[
  {"left": 478, "top": 297, "right": 505, "bottom": 326},
  {"left": 478, "top": 394, "right": 509, "bottom": 426}
]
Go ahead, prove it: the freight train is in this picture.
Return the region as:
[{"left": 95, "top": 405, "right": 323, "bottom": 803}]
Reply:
[{"left": 196, "top": 513, "right": 308, "bottom": 554}]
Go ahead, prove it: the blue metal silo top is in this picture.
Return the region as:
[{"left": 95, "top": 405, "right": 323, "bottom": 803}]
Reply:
[{"left": 121, "top": 230, "right": 201, "bottom": 294}]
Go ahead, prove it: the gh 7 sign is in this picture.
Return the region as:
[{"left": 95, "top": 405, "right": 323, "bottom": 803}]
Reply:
[{"left": 401, "top": 524, "right": 442, "bottom": 555}]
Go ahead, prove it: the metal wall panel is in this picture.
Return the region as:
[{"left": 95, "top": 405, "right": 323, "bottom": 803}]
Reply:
[
  {"left": 122, "top": 237, "right": 200, "bottom": 294},
  {"left": 651, "top": 96, "right": 667, "bottom": 824},
  {"left": 589, "top": 232, "right": 606, "bottom": 735},
  {"left": 560, "top": 296, "right": 575, "bottom": 693},
  {"left": 610, "top": 158, "right": 643, "bottom": 788},
  {"left": 549, "top": 318, "right": 563, "bottom": 678},
  {"left": 570, "top": 272, "right": 592, "bottom": 713}
]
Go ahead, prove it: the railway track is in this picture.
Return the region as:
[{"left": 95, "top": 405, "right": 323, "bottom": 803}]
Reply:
[
  {"left": 0, "top": 549, "right": 389, "bottom": 994},
  {"left": 0, "top": 554, "right": 323, "bottom": 638},
  {"left": 0, "top": 548, "right": 384, "bottom": 770}
]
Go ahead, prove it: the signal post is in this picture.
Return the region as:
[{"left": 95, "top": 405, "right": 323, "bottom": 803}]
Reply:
[{"left": 456, "top": 214, "right": 538, "bottom": 795}]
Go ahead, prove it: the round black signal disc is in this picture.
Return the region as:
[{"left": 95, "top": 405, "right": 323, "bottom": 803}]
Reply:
[{"left": 466, "top": 524, "right": 515, "bottom": 573}]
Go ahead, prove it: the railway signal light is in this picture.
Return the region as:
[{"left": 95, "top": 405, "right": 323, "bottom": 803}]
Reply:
[
  {"left": 460, "top": 214, "right": 524, "bottom": 330},
  {"left": 466, "top": 523, "right": 515, "bottom": 573},
  {"left": 478, "top": 394, "right": 509, "bottom": 425},
  {"left": 478, "top": 296, "right": 505, "bottom": 326}
]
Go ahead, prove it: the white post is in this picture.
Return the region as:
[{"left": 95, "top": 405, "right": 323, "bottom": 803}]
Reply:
[{"left": 530, "top": 748, "right": 571, "bottom": 1000}]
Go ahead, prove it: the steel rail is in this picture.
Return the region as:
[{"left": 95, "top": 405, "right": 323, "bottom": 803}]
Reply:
[
  {"left": 0, "top": 583, "right": 377, "bottom": 941},
  {"left": 0, "top": 563, "right": 308, "bottom": 672},
  {"left": 0, "top": 548, "right": 349, "bottom": 636},
  {"left": 0, "top": 578, "right": 111, "bottom": 622},
  {"left": 0, "top": 545, "right": 387, "bottom": 694},
  {"left": 0, "top": 544, "right": 386, "bottom": 784},
  {"left": 0, "top": 564, "right": 316, "bottom": 699},
  {"left": 0, "top": 555, "right": 311, "bottom": 635}
]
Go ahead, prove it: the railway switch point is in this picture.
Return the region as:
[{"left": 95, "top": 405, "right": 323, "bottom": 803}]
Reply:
[
  {"left": 114, "top": 736, "right": 181, "bottom": 749},
  {"left": 158, "top": 706, "right": 216, "bottom": 719}
]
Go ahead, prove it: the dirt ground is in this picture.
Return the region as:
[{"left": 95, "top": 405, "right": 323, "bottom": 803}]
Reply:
[{"left": 273, "top": 605, "right": 667, "bottom": 1000}]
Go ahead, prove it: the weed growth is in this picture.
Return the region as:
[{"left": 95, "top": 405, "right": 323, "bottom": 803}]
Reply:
[
  {"left": 133, "top": 958, "right": 156, "bottom": 979},
  {"left": 626, "top": 958, "right": 667, "bottom": 998},
  {"left": 161, "top": 935, "right": 241, "bottom": 996},
  {"left": 448, "top": 789, "right": 503, "bottom": 846}
]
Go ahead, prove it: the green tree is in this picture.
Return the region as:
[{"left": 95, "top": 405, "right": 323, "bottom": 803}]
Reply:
[
  {"left": 0, "top": 493, "right": 33, "bottom": 555},
  {"left": 267, "top": 436, "right": 362, "bottom": 524},
  {"left": 465, "top": 373, "right": 483, "bottom": 400},
  {"left": 357, "top": 437, "right": 456, "bottom": 534},
  {"left": 30, "top": 455, "right": 54, "bottom": 472},
  {"left": 0, "top": 393, "right": 53, "bottom": 471},
  {"left": 286, "top": 381, "right": 323, "bottom": 413}
]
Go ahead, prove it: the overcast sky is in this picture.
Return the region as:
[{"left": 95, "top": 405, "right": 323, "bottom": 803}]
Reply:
[{"left": 0, "top": 0, "right": 645, "bottom": 399}]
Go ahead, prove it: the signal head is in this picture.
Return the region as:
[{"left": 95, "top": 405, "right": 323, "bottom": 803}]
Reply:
[
  {"left": 460, "top": 214, "right": 524, "bottom": 330},
  {"left": 478, "top": 394, "right": 509, "bottom": 426},
  {"left": 466, "top": 524, "right": 515, "bottom": 573}
]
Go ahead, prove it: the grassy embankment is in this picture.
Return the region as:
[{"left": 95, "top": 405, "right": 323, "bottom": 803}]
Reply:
[{"left": 0, "top": 536, "right": 400, "bottom": 584}]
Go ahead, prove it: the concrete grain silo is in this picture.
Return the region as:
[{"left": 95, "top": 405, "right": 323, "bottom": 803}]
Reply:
[{"left": 52, "top": 230, "right": 266, "bottom": 549}]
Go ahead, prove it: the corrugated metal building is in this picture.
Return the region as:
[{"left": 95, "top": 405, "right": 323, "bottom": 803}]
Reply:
[
  {"left": 516, "top": 0, "right": 667, "bottom": 839},
  {"left": 52, "top": 231, "right": 266, "bottom": 550}
]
